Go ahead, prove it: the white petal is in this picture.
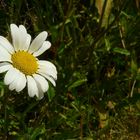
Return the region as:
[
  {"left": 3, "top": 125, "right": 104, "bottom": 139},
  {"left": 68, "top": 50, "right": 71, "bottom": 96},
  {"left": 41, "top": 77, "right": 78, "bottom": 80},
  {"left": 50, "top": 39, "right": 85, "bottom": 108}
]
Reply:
[
  {"left": 37, "top": 89, "right": 44, "bottom": 99},
  {"left": 33, "top": 74, "right": 49, "bottom": 92},
  {"left": 15, "top": 71, "right": 26, "bottom": 92},
  {"left": 38, "top": 68, "right": 57, "bottom": 80},
  {"left": 4, "top": 67, "right": 18, "bottom": 85},
  {"left": 10, "top": 24, "right": 20, "bottom": 51},
  {"left": 38, "top": 72, "right": 56, "bottom": 86},
  {"left": 9, "top": 81, "right": 16, "bottom": 90},
  {"left": 39, "top": 60, "right": 57, "bottom": 73},
  {"left": 0, "top": 36, "right": 14, "bottom": 53},
  {"left": 28, "top": 31, "right": 48, "bottom": 53},
  {"left": 0, "top": 63, "right": 12, "bottom": 73},
  {"left": 0, "top": 46, "right": 11, "bottom": 62},
  {"left": 27, "top": 76, "right": 38, "bottom": 97},
  {"left": 8, "top": 69, "right": 21, "bottom": 91},
  {"left": 33, "top": 74, "right": 47, "bottom": 99},
  {"left": 19, "top": 25, "right": 27, "bottom": 34},
  {"left": 24, "top": 34, "right": 31, "bottom": 51},
  {"left": 38, "top": 61, "right": 57, "bottom": 80},
  {"left": 33, "top": 41, "right": 51, "bottom": 57},
  {"left": 9, "top": 75, "right": 19, "bottom": 91},
  {"left": 18, "top": 25, "right": 28, "bottom": 50}
]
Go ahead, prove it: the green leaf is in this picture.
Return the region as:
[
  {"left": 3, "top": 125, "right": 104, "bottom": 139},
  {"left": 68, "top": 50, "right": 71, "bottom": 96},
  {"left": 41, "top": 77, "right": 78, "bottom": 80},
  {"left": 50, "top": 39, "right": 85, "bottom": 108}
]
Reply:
[
  {"left": 112, "top": 47, "right": 130, "bottom": 55},
  {"left": 131, "top": 59, "right": 138, "bottom": 74},
  {"left": 30, "top": 126, "right": 46, "bottom": 140},
  {"left": 105, "top": 38, "right": 111, "bottom": 51},
  {"left": 47, "top": 85, "right": 55, "bottom": 102},
  {"left": 68, "top": 79, "right": 87, "bottom": 90}
]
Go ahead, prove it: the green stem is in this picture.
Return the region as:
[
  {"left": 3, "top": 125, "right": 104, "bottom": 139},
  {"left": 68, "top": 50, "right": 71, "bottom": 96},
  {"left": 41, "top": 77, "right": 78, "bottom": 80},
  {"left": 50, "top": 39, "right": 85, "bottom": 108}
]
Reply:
[{"left": 4, "top": 88, "right": 9, "bottom": 139}]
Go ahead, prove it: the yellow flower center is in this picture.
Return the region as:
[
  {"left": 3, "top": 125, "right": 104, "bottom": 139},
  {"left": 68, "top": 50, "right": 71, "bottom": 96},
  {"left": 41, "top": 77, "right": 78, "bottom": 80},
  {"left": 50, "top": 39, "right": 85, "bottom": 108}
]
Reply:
[{"left": 11, "top": 51, "right": 38, "bottom": 75}]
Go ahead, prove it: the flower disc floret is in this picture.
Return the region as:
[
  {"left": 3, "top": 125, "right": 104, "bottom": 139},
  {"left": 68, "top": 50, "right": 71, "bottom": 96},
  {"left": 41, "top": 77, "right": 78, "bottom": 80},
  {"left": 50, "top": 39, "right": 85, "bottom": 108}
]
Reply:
[{"left": 11, "top": 51, "right": 38, "bottom": 75}]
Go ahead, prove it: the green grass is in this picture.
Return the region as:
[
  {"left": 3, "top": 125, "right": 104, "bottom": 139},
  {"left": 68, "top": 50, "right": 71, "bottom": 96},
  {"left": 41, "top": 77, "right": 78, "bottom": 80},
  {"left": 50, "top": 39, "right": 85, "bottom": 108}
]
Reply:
[{"left": 0, "top": 0, "right": 140, "bottom": 139}]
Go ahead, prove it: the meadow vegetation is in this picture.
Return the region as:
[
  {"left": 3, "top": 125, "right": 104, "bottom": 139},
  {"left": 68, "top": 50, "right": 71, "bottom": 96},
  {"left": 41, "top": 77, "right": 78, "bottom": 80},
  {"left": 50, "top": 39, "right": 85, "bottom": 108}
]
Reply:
[{"left": 0, "top": 0, "right": 140, "bottom": 139}]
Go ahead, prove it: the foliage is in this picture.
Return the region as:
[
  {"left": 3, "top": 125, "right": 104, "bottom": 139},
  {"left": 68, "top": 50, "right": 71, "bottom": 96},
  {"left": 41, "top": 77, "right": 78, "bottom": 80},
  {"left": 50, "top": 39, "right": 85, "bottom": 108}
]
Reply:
[{"left": 0, "top": 0, "right": 140, "bottom": 139}]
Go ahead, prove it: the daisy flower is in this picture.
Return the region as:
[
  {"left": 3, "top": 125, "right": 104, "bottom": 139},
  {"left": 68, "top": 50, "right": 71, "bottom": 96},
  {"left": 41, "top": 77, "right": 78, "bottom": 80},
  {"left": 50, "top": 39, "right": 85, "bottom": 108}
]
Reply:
[{"left": 0, "top": 24, "right": 57, "bottom": 99}]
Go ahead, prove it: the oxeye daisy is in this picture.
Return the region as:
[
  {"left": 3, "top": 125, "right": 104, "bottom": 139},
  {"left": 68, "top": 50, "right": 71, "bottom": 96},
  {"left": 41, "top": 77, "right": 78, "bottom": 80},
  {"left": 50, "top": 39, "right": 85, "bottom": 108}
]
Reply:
[{"left": 0, "top": 24, "right": 57, "bottom": 99}]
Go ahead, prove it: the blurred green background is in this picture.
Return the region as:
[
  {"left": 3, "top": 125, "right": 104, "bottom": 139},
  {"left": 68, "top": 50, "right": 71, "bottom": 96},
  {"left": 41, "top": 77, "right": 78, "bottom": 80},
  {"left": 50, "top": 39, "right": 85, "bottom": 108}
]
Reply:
[{"left": 1, "top": 0, "right": 140, "bottom": 139}]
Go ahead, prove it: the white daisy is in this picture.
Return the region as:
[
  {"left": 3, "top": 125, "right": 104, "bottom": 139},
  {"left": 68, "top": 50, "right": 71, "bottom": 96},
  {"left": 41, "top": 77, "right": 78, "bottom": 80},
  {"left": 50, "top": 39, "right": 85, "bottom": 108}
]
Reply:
[{"left": 0, "top": 24, "right": 57, "bottom": 99}]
